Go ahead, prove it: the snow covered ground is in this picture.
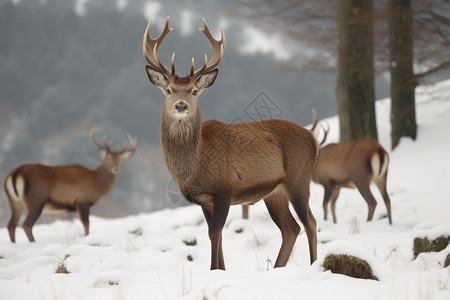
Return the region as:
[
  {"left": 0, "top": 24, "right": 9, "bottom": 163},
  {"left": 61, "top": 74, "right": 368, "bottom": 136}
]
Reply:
[{"left": 1, "top": 80, "right": 450, "bottom": 300}]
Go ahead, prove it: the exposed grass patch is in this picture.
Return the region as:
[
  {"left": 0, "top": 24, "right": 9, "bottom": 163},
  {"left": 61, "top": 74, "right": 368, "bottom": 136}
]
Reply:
[
  {"left": 445, "top": 254, "right": 450, "bottom": 268},
  {"left": 55, "top": 255, "right": 70, "bottom": 274},
  {"left": 413, "top": 235, "right": 450, "bottom": 258},
  {"left": 187, "top": 255, "right": 193, "bottom": 261},
  {"left": 183, "top": 239, "right": 197, "bottom": 246},
  {"left": 129, "top": 228, "right": 143, "bottom": 236},
  {"left": 93, "top": 279, "right": 120, "bottom": 288},
  {"left": 323, "top": 254, "right": 378, "bottom": 280}
]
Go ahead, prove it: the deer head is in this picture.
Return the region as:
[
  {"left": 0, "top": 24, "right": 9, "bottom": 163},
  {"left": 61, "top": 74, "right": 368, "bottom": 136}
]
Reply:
[
  {"left": 143, "top": 17, "right": 225, "bottom": 122},
  {"left": 90, "top": 127, "right": 137, "bottom": 174}
]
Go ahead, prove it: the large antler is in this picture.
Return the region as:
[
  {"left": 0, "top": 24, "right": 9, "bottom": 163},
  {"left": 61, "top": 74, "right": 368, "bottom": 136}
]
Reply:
[
  {"left": 120, "top": 133, "right": 137, "bottom": 153},
  {"left": 90, "top": 127, "right": 137, "bottom": 153},
  {"left": 143, "top": 16, "right": 175, "bottom": 77},
  {"left": 191, "top": 18, "right": 226, "bottom": 78},
  {"left": 90, "top": 127, "right": 111, "bottom": 151}
]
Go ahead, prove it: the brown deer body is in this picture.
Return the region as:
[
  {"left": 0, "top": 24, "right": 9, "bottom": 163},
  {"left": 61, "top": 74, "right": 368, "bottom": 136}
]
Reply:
[
  {"left": 4, "top": 128, "right": 136, "bottom": 242},
  {"left": 143, "top": 17, "right": 318, "bottom": 270},
  {"left": 312, "top": 137, "right": 392, "bottom": 224}
]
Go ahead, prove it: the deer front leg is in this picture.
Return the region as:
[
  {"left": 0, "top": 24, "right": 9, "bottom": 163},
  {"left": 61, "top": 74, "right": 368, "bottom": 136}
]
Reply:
[
  {"left": 202, "top": 196, "right": 230, "bottom": 270},
  {"left": 77, "top": 204, "right": 90, "bottom": 236}
]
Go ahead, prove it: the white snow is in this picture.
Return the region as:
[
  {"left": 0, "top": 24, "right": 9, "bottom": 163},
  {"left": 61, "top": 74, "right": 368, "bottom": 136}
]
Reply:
[{"left": 1, "top": 80, "right": 450, "bottom": 299}]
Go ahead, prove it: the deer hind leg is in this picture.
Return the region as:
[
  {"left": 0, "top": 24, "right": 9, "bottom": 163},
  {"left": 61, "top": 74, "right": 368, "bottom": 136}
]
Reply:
[
  {"left": 288, "top": 182, "right": 317, "bottom": 264},
  {"left": 22, "top": 203, "right": 45, "bottom": 242},
  {"left": 263, "top": 191, "right": 300, "bottom": 268},
  {"left": 354, "top": 180, "right": 378, "bottom": 222},
  {"left": 323, "top": 185, "right": 341, "bottom": 223},
  {"left": 374, "top": 171, "right": 392, "bottom": 225},
  {"left": 77, "top": 204, "right": 91, "bottom": 236},
  {"left": 7, "top": 202, "right": 24, "bottom": 243},
  {"left": 5, "top": 175, "right": 25, "bottom": 243},
  {"left": 202, "top": 195, "right": 230, "bottom": 270}
]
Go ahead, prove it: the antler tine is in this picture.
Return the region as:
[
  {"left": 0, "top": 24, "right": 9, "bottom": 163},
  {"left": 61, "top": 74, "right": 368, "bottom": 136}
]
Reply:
[
  {"left": 90, "top": 127, "right": 110, "bottom": 150},
  {"left": 190, "top": 57, "right": 195, "bottom": 77},
  {"left": 143, "top": 16, "right": 174, "bottom": 77},
  {"left": 192, "top": 18, "right": 226, "bottom": 78},
  {"left": 319, "top": 123, "right": 330, "bottom": 146},
  {"left": 310, "top": 109, "right": 319, "bottom": 132},
  {"left": 102, "top": 135, "right": 112, "bottom": 151},
  {"left": 122, "top": 133, "right": 137, "bottom": 152}
]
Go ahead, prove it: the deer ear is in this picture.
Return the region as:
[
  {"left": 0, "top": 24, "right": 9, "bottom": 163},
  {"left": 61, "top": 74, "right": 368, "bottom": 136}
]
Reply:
[
  {"left": 98, "top": 149, "right": 107, "bottom": 159},
  {"left": 197, "top": 69, "right": 218, "bottom": 90},
  {"left": 146, "top": 65, "right": 168, "bottom": 88},
  {"left": 119, "top": 150, "right": 134, "bottom": 160}
]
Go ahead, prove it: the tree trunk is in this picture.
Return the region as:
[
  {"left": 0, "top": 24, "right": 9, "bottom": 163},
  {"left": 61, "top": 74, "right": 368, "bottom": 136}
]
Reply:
[
  {"left": 389, "top": 0, "right": 417, "bottom": 150},
  {"left": 337, "top": 0, "right": 377, "bottom": 142}
]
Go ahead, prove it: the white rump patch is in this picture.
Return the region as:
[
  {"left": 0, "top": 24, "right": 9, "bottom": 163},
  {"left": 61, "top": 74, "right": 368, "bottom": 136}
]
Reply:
[
  {"left": 5, "top": 175, "right": 25, "bottom": 203},
  {"left": 371, "top": 153, "right": 388, "bottom": 180},
  {"left": 371, "top": 154, "right": 381, "bottom": 177}
]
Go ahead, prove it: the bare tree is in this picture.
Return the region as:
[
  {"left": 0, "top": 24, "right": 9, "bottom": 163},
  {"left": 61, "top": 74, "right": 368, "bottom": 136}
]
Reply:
[
  {"left": 389, "top": 0, "right": 416, "bottom": 149},
  {"left": 337, "top": 0, "right": 377, "bottom": 142},
  {"left": 236, "top": 0, "right": 450, "bottom": 145},
  {"left": 237, "top": 0, "right": 377, "bottom": 141}
]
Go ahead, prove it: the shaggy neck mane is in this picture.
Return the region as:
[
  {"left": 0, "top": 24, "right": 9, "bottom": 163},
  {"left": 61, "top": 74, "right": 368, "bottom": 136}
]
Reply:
[{"left": 160, "top": 105, "right": 202, "bottom": 181}]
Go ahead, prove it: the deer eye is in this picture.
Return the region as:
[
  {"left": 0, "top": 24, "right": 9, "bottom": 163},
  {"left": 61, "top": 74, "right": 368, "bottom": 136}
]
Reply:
[
  {"left": 166, "top": 89, "right": 171, "bottom": 95},
  {"left": 192, "top": 90, "right": 198, "bottom": 96}
]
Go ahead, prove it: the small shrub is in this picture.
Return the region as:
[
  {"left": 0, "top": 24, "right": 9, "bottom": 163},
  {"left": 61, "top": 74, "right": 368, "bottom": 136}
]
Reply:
[
  {"left": 323, "top": 254, "right": 378, "bottom": 280},
  {"left": 235, "top": 228, "right": 243, "bottom": 234},
  {"left": 413, "top": 236, "right": 450, "bottom": 258},
  {"left": 445, "top": 254, "right": 450, "bottom": 268},
  {"left": 187, "top": 255, "right": 193, "bottom": 261}
]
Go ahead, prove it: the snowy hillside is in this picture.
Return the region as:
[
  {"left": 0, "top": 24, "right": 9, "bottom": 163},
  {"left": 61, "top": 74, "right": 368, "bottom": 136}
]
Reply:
[{"left": 0, "top": 80, "right": 449, "bottom": 300}]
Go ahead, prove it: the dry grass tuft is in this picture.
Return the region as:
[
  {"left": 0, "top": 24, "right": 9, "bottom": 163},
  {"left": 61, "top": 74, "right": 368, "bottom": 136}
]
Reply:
[
  {"left": 183, "top": 239, "right": 197, "bottom": 246},
  {"left": 323, "top": 254, "right": 378, "bottom": 280},
  {"left": 55, "top": 255, "right": 70, "bottom": 274},
  {"left": 445, "top": 254, "right": 450, "bottom": 268},
  {"left": 413, "top": 235, "right": 450, "bottom": 259}
]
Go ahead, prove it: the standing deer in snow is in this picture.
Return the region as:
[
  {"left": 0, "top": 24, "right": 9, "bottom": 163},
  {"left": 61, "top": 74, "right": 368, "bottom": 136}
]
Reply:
[
  {"left": 143, "top": 17, "right": 318, "bottom": 270},
  {"left": 4, "top": 128, "right": 137, "bottom": 242},
  {"left": 312, "top": 126, "right": 392, "bottom": 224}
]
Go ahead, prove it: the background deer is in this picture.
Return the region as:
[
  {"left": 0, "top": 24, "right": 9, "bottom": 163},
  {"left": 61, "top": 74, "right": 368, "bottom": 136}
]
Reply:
[
  {"left": 312, "top": 126, "right": 392, "bottom": 224},
  {"left": 143, "top": 17, "right": 318, "bottom": 270},
  {"left": 4, "top": 127, "right": 137, "bottom": 242}
]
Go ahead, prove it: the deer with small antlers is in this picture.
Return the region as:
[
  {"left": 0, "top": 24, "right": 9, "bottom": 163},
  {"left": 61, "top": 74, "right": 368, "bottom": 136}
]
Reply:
[
  {"left": 312, "top": 125, "right": 393, "bottom": 224},
  {"left": 4, "top": 128, "right": 137, "bottom": 242},
  {"left": 143, "top": 17, "right": 318, "bottom": 270}
]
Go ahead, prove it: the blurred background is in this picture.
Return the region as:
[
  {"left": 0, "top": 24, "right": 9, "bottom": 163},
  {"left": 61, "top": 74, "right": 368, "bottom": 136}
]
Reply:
[{"left": 0, "top": 0, "right": 448, "bottom": 225}]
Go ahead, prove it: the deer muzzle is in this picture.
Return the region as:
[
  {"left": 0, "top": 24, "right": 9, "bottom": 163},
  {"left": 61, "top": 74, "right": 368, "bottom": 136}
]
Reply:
[{"left": 173, "top": 101, "right": 189, "bottom": 118}]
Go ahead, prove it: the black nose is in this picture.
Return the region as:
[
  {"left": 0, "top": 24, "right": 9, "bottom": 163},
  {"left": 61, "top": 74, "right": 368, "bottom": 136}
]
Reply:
[{"left": 176, "top": 103, "right": 188, "bottom": 112}]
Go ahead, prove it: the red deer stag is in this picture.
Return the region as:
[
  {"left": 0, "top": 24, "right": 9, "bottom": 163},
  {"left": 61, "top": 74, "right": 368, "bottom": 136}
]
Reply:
[
  {"left": 4, "top": 128, "right": 137, "bottom": 242},
  {"left": 143, "top": 17, "right": 318, "bottom": 270},
  {"left": 312, "top": 126, "right": 392, "bottom": 224}
]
